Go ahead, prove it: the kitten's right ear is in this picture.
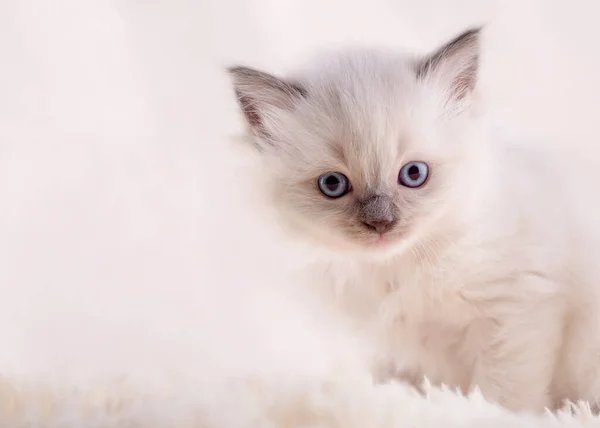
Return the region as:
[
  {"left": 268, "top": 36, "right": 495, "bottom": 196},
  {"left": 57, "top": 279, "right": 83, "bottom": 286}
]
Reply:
[
  {"left": 227, "top": 66, "right": 306, "bottom": 141},
  {"left": 415, "top": 27, "right": 482, "bottom": 104}
]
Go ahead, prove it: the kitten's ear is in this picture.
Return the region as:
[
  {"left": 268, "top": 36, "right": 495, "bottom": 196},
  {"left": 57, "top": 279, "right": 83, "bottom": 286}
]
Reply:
[
  {"left": 227, "top": 66, "right": 306, "bottom": 139},
  {"left": 415, "top": 27, "right": 482, "bottom": 103}
]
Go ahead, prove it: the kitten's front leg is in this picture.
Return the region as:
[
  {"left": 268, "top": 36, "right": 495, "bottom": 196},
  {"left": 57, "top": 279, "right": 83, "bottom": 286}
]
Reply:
[{"left": 468, "top": 279, "right": 565, "bottom": 412}]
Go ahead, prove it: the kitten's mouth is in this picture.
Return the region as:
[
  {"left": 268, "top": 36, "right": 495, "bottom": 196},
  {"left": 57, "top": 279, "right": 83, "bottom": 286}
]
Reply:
[
  {"left": 358, "top": 233, "right": 402, "bottom": 256},
  {"left": 368, "top": 232, "right": 396, "bottom": 248}
]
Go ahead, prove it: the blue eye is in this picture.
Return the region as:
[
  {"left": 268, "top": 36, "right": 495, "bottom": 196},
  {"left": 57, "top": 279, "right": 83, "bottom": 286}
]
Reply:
[
  {"left": 398, "top": 161, "right": 429, "bottom": 188},
  {"left": 318, "top": 172, "right": 351, "bottom": 198}
]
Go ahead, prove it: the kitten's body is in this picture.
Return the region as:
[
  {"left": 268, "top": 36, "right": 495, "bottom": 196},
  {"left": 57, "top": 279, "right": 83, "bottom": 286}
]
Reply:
[
  {"left": 228, "top": 29, "right": 600, "bottom": 411},
  {"left": 312, "top": 129, "right": 600, "bottom": 410}
]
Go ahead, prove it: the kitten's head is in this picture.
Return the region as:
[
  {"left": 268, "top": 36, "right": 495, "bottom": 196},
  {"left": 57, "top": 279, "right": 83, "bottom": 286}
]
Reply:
[{"left": 228, "top": 28, "right": 484, "bottom": 254}]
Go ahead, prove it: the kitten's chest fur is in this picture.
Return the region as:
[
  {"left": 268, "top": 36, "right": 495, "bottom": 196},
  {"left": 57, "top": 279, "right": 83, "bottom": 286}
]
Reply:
[{"left": 317, "top": 247, "right": 484, "bottom": 390}]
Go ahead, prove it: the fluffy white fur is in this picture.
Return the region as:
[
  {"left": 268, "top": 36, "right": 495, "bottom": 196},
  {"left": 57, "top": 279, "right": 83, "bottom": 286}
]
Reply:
[
  {"left": 229, "top": 28, "right": 600, "bottom": 412},
  {"left": 1, "top": 373, "right": 600, "bottom": 428},
  {"left": 6, "top": 0, "right": 600, "bottom": 425}
]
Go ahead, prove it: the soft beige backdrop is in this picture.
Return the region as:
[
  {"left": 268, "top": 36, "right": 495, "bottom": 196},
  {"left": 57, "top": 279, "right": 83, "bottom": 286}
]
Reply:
[{"left": 0, "top": 0, "right": 597, "bottom": 384}]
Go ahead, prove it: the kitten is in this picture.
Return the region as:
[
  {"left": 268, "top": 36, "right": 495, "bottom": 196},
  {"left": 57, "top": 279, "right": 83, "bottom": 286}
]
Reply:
[{"left": 227, "top": 28, "right": 600, "bottom": 412}]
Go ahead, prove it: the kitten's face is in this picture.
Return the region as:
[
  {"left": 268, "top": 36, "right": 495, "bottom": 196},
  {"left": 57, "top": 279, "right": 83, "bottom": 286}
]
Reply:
[{"left": 229, "top": 28, "right": 481, "bottom": 253}]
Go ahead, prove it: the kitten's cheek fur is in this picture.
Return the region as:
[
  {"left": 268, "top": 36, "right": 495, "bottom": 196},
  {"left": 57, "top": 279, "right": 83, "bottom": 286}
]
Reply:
[{"left": 274, "top": 205, "right": 359, "bottom": 251}]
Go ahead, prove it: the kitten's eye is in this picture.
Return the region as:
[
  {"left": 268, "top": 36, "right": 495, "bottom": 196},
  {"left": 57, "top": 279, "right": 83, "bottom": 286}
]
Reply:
[
  {"left": 398, "top": 161, "right": 429, "bottom": 188},
  {"left": 318, "top": 172, "right": 351, "bottom": 198}
]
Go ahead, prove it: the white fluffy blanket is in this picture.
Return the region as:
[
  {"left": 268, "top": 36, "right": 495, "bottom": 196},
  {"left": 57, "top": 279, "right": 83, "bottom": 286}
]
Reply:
[{"left": 0, "top": 374, "right": 597, "bottom": 427}]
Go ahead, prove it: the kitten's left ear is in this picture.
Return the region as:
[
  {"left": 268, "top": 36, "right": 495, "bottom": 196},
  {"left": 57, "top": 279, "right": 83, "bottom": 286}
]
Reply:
[
  {"left": 227, "top": 66, "right": 306, "bottom": 141},
  {"left": 415, "top": 27, "right": 482, "bottom": 103}
]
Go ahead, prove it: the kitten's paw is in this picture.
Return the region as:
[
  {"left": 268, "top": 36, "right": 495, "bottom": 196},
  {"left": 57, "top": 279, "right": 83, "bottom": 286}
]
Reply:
[
  {"left": 472, "top": 381, "right": 551, "bottom": 413},
  {"left": 372, "top": 362, "right": 424, "bottom": 392}
]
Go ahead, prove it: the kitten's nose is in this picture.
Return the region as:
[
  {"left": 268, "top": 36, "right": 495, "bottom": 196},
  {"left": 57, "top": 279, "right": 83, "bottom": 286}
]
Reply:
[
  {"left": 362, "top": 219, "right": 394, "bottom": 234},
  {"left": 359, "top": 194, "right": 396, "bottom": 234}
]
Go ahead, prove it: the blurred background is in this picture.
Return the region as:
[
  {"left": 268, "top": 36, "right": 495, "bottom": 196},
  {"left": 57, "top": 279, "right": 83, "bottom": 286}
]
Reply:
[{"left": 0, "top": 0, "right": 597, "bottom": 384}]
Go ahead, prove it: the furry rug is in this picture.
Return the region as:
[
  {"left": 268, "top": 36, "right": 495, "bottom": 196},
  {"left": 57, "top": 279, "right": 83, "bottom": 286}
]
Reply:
[
  {"left": 4, "top": 2, "right": 600, "bottom": 428},
  {"left": 1, "top": 373, "right": 598, "bottom": 428}
]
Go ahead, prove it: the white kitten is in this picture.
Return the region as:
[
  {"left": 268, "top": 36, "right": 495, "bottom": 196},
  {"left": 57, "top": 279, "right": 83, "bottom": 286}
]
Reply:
[{"left": 227, "top": 28, "right": 600, "bottom": 412}]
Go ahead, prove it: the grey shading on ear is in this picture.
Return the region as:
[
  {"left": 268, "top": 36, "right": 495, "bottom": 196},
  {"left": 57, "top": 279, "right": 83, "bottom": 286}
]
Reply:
[
  {"left": 415, "top": 27, "right": 482, "bottom": 101},
  {"left": 227, "top": 66, "right": 307, "bottom": 138}
]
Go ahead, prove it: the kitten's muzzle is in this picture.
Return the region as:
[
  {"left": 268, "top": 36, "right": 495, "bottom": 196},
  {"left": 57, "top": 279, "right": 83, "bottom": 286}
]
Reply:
[{"left": 359, "top": 195, "right": 397, "bottom": 234}]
